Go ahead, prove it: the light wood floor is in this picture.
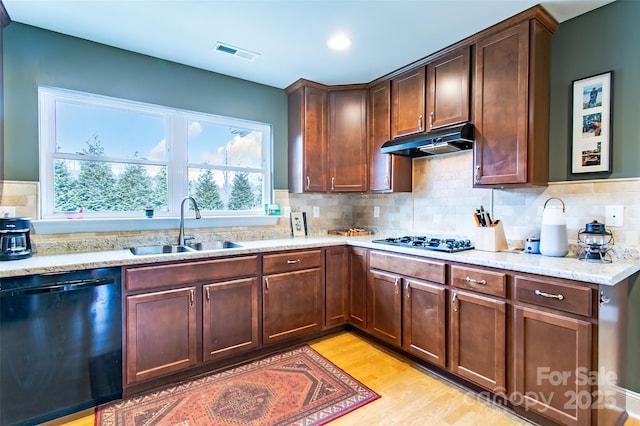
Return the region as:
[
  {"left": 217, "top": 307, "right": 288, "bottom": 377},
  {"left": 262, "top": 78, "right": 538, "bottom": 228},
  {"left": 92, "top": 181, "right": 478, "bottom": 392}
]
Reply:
[{"left": 48, "top": 331, "right": 640, "bottom": 426}]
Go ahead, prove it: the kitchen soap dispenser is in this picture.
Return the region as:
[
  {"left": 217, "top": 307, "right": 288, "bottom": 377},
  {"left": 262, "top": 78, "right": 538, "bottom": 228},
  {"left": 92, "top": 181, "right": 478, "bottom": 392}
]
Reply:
[{"left": 539, "top": 197, "right": 568, "bottom": 257}]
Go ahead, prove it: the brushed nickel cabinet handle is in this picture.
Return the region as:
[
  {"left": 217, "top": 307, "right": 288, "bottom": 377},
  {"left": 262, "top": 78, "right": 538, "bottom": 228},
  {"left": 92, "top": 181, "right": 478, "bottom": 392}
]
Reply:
[
  {"left": 429, "top": 112, "right": 434, "bottom": 129},
  {"left": 394, "top": 278, "right": 400, "bottom": 296},
  {"left": 452, "top": 291, "right": 458, "bottom": 312},
  {"left": 405, "top": 281, "right": 410, "bottom": 298},
  {"left": 287, "top": 259, "right": 301, "bottom": 264},
  {"left": 264, "top": 277, "right": 269, "bottom": 291},
  {"left": 205, "top": 287, "right": 210, "bottom": 303},
  {"left": 189, "top": 289, "right": 194, "bottom": 307},
  {"left": 418, "top": 115, "right": 423, "bottom": 131},
  {"left": 331, "top": 177, "right": 335, "bottom": 191},
  {"left": 385, "top": 175, "right": 390, "bottom": 189},
  {"left": 466, "top": 276, "right": 487, "bottom": 285},
  {"left": 306, "top": 176, "right": 310, "bottom": 190},
  {"left": 475, "top": 164, "right": 480, "bottom": 183},
  {"left": 534, "top": 289, "right": 564, "bottom": 301}
]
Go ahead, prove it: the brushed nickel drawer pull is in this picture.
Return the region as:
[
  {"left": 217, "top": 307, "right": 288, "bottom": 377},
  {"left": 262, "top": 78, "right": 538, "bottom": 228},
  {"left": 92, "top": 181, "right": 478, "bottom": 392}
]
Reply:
[
  {"left": 452, "top": 291, "right": 458, "bottom": 312},
  {"left": 534, "top": 289, "right": 564, "bottom": 301},
  {"left": 405, "top": 281, "right": 410, "bottom": 298},
  {"left": 331, "top": 177, "right": 335, "bottom": 191},
  {"left": 394, "top": 278, "right": 400, "bottom": 296},
  {"left": 264, "top": 277, "right": 269, "bottom": 290},
  {"left": 189, "top": 289, "right": 194, "bottom": 307},
  {"left": 287, "top": 259, "right": 301, "bottom": 264},
  {"left": 466, "top": 277, "right": 487, "bottom": 285},
  {"left": 418, "top": 115, "right": 423, "bottom": 131},
  {"left": 306, "top": 176, "right": 310, "bottom": 190},
  {"left": 429, "top": 112, "right": 434, "bottom": 129},
  {"left": 205, "top": 287, "right": 210, "bottom": 302}
]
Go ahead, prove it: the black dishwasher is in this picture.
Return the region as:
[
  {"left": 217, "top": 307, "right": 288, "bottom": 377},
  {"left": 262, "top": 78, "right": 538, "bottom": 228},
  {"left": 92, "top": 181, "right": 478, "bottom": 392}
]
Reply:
[{"left": 0, "top": 267, "right": 122, "bottom": 426}]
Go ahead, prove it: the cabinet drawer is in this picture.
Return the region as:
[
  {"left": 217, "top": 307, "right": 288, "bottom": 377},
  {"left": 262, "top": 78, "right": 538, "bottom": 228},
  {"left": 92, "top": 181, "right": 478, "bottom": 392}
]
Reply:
[
  {"left": 451, "top": 265, "right": 506, "bottom": 297},
  {"left": 125, "top": 256, "right": 258, "bottom": 291},
  {"left": 262, "top": 250, "right": 322, "bottom": 274},
  {"left": 370, "top": 251, "right": 445, "bottom": 284},
  {"left": 514, "top": 275, "right": 592, "bottom": 317}
]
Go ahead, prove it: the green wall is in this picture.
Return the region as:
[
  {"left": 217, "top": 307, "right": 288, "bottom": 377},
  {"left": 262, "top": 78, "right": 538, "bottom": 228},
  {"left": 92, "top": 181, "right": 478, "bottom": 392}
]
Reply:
[
  {"left": 549, "top": 0, "right": 640, "bottom": 181},
  {"left": 2, "top": 23, "right": 289, "bottom": 188}
]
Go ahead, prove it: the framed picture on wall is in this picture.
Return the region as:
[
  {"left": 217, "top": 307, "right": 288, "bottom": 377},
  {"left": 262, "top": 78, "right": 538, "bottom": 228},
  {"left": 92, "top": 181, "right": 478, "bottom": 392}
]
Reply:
[
  {"left": 571, "top": 71, "right": 613, "bottom": 174},
  {"left": 290, "top": 211, "right": 307, "bottom": 237}
]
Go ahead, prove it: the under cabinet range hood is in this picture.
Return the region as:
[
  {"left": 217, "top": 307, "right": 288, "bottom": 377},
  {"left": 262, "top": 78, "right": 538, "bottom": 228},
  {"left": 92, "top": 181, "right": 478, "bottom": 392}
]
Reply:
[{"left": 380, "top": 123, "right": 474, "bottom": 157}]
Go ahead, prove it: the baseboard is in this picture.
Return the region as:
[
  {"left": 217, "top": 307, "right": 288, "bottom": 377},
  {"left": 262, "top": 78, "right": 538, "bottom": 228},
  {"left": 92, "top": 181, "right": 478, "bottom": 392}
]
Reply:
[{"left": 627, "top": 388, "right": 640, "bottom": 420}]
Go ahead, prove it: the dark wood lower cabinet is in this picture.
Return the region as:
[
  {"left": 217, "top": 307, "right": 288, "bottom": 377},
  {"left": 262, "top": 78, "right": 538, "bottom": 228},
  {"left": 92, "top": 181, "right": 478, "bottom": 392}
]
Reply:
[
  {"left": 202, "top": 278, "right": 259, "bottom": 362},
  {"left": 348, "top": 247, "right": 368, "bottom": 329},
  {"left": 125, "top": 287, "right": 198, "bottom": 385},
  {"left": 262, "top": 268, "right": 322, "bottom": 344},
  {"left": 449, "top": 289, "right": 506, "bottom": 393},
  {"left": 402, "top": 279, "right": 446, "bottom": 368},
  {"left": 324, "top": 246, "right": 349, "bottom": 328},
  {"left": 368, "top": 270, "right": 402, "bottom": 346},
  {"left": 513, "top": 306, "right": 592, "bottom": 426}
]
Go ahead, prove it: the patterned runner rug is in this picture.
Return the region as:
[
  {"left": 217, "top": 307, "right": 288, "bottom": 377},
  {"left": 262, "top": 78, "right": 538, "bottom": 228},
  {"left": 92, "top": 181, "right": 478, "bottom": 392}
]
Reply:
[{"left": 95, "top": 345, "right": 379, "bottom": 425}]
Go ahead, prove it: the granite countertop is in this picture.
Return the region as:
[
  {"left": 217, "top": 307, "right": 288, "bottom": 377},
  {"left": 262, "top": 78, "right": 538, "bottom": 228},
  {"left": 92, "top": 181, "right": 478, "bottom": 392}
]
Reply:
[{"left": 1, "top": 236, "right": 639, "bottom": 286}]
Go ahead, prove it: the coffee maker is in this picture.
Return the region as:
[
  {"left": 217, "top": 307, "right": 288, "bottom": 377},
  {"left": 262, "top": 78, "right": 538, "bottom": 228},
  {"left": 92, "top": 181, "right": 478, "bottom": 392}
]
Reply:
[{"left": 0, "top": 217, "right": 32, "bottom": 260}]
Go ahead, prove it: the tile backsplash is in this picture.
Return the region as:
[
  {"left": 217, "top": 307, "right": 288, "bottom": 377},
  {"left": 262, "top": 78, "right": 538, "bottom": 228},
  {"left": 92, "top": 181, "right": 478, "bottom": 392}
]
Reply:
[{"left": 1, "top": 152, "right": 638, "bottom": 258}]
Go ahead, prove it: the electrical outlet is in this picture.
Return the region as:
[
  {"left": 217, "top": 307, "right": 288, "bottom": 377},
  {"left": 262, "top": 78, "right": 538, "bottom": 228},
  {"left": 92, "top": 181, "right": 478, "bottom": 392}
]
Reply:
[
  {"left": 605, "top": 205, "right": 623, "bottom": 227},
  {"left": 373, "top": 206, "right": 380, "bottom": 218},
  {"left": 284, "top": 206, "right": 291, "bottom": 217},
  {"left": 312, "top": 206, "right": 320, "bottom": 218},
  {"left": 0, "top": 206, "right": 16, "bottom": 218}
]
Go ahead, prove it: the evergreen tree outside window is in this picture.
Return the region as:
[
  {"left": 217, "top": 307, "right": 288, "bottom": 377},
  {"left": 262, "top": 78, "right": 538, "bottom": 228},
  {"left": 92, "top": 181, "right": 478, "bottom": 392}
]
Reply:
[{"left": 39, "top": 87, "right": 272, "bottom": 219}]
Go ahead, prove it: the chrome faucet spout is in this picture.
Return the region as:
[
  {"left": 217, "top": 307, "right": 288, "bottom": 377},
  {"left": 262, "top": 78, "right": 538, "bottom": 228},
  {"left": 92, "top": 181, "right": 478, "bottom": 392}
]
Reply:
[{"left": 178, "top": 196, "right": 201, "bottom": 245}]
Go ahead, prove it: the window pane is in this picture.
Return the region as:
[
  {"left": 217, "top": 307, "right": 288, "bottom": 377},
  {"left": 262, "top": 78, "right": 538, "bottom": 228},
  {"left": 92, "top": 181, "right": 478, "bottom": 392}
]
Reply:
[
  {"left": 55, "top": 101, "right": 167, "bottom": 161},
  {"left": 188, "top": 168, "right": 263, "bottom": 211},
  {"left": 54, "top": 159, "right": 168, "bottom": 213},
  {"left": 188, "top": 120, "right": 262, "bottom": 168}
]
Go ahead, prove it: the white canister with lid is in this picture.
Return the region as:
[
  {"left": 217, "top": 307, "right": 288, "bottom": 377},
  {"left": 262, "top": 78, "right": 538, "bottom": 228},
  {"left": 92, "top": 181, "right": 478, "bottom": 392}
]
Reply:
[{"left": 539, "top": 197, "right": 569, "bottom": 257}]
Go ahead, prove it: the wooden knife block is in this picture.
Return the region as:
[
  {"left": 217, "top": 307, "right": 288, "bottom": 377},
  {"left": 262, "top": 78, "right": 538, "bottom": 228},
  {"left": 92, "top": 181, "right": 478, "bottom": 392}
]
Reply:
[{"left": 474, "top": 221, "right": 508, "bottom": 252}]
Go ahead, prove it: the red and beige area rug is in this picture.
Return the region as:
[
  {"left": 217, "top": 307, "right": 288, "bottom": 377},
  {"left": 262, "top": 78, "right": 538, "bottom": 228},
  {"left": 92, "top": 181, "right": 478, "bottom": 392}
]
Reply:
[{"left": 95, "top": 345, "right": 379, "bottom": 426}]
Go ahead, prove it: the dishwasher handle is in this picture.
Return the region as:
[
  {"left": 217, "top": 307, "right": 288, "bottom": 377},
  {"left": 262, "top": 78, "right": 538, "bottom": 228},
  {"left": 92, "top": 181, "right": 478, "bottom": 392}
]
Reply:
[{"left": 1, "top": 278, "right": 115, "bottom": 296}]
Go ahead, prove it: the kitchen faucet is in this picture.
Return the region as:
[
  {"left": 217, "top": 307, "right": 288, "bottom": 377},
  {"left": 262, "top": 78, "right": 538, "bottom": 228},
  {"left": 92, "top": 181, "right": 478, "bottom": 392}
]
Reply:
[{"left": 178, "top": 196, "right": 201, "bottom": 245}]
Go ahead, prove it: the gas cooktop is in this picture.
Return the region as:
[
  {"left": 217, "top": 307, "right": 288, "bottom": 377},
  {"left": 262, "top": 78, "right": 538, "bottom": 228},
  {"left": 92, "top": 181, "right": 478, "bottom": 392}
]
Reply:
[{"left": 372, "top": 236, "right": 474, "bottom": 253}]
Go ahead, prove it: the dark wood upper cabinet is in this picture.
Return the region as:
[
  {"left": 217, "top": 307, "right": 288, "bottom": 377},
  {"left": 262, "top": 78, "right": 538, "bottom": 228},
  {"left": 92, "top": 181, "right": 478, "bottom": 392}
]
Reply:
[
  {"left": 391, "top": 67, "right": 426, "bottom": 138},
  {"left": 426, "top": 47, "right": 471, "bottom": 130},
  {"left": 368, "top": 81, "right": 412, "bottom": 193},
  {"left": 473, "top": 19, "right": 553, "bottom": 187},
  {"left": 327, "top": 88, "right": 368, "bottom": 192},
  {"left": 287, "top": 80, "right": 328, "bottom": 193}
]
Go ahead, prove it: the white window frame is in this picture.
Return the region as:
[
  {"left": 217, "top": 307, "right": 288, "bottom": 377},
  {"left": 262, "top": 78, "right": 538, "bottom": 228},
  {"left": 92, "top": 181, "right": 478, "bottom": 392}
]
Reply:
[{"left": 38, "top": 86, "right": 273, "bottom": 223}]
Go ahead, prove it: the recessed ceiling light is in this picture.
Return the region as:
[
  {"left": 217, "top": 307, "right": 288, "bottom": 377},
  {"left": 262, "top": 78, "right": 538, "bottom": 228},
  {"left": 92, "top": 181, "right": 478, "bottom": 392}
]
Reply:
[{"left": 327, "top": 34, "right": 351, "bottom": 50}]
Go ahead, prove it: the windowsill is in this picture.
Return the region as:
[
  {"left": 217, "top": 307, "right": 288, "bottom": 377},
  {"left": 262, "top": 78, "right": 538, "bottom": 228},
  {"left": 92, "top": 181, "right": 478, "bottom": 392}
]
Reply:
[{"left": 32, "top": 215, "right": 280, "bottom": 235}]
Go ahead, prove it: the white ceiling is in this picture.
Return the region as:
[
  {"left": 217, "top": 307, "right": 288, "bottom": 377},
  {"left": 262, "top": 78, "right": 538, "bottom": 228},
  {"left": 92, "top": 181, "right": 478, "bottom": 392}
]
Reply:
[{"left": 3, "top": 0, "right": 615, "bottom": 89}]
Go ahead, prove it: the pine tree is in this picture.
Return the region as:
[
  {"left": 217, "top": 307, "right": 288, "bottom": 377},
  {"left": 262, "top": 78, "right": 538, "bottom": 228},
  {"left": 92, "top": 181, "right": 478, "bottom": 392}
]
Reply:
[
  {"left": 53, "top": 159, "right": 78, "bottom": 212},
  {"left": 194, "top": 169, "right": 224, "bottom": 210},
  {"left": 75, "top": 135, "right": 116, "bottom": 211},
  {"left": 150, "top": 167, "right": 168, "bottom": 211},
  {"left": 227, "top": 172, "right": 255, "bottom": 210},
  {"left": 114, "top": 163, "right": 153, "bottom": 211}
]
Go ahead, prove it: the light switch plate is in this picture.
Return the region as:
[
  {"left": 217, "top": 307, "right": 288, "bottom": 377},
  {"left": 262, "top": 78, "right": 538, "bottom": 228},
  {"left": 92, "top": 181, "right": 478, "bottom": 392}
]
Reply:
[
  {"left": 312, "top": 206, "right": 320, "bottom": 218},
  {"left": 373, "top": 206, "right": 380, "bottom": 218}
]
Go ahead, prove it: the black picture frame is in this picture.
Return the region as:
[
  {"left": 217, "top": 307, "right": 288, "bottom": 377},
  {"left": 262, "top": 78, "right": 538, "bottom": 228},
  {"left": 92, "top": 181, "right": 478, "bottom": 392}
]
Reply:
[{"left": 571, "top": 70, "right": 613, "bottom": 174}]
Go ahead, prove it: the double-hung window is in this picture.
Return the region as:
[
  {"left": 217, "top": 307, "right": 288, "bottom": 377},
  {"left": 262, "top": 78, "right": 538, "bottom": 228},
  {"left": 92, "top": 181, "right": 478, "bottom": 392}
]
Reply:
[{"left": 38, "top": 87, "right": 272, "bottom": 220}]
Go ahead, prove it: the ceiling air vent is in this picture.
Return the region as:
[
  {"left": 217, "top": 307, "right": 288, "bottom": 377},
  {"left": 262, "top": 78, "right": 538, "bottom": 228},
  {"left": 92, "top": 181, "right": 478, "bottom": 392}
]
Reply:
[{"left": 215, "top": 42, "right": 260, "bottom": 61}]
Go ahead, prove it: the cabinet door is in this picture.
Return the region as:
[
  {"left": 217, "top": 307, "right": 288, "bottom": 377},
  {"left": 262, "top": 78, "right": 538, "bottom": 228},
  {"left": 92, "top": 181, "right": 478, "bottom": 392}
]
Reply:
[
  {"left": 126, "top": 287, "right": 197, "bottom": 385},
  {"left": 288, "top": 84, "right": 327, "bottom": 193},
  {"left": 349, "top": 247, "right": 368, "bottom": 330},
  {"left": 426, "top": 47, "right": 470, "bottom": 130},
  {"left": 202, "top": 278, "right": 259, "bottom": 362},
  {"left": 368, "top": 270, "right": 402, "bottom": 347},
  {"left": 473, "top": 21, "right": 529, "bottom": 185},
  {"left": 328, "top": 89, "right": 368, "bottom": 192},
  {"left": 263, "top": 268, "right": 322, "bottom": 344},
  {"left": 513, "top": 306, "right": 592, "bottom": 426},
  {"left": 402, "top": 279, "right": 446, "bottom": 368},
  {"left": 325, "top": 246, "right": 349, "bottom": 328},
  {"left": 449, "top": 290, "right": 506, "bottom": 392},
  {"left": 391, "top": 67, "right": 426, "bottom": 138},
  {"left": 368, "top": 81, "right": 412, "bottom": 193}
]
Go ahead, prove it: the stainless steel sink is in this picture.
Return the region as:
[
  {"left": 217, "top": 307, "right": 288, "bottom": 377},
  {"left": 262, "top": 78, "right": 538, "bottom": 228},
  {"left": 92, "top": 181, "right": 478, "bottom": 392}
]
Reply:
[
  {"left": 129, "top": 241, "right": 241, "bottom": 255},
  {"left": 186, "top": 241, "right": 242, "bottom": 251},
  {"left": 129, "top": 244, "right": 195, "bottom": 255}
]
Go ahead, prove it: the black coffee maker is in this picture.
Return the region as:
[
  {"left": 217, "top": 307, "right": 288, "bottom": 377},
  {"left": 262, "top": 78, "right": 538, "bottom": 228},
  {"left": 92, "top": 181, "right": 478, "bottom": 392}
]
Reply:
[{"left": 0, "top": 217, "right": 32, "bottom": 260}]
